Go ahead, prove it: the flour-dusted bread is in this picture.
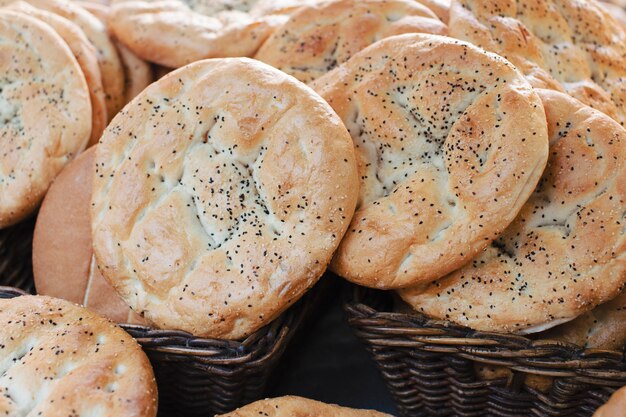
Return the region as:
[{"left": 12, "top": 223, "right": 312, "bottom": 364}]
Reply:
[
  {"left": 0, "top": 295, "right": 157, "bottom": 416},
  {"left": 540, "top": 291, "right": 626, "bottom": 350},
  {"left": 33, "top": 148, "right": 144, "bottom": 324},
  {"left": 0, "top": 0, "right": 126, "bottom": 120},
  {"left": 312, "top": 34, "right": 549, "bottom": 289},
  {"left": 0, "top": 10, "right": 91, "bottom": 228},
  {"left": 77, "top": 1, "right": 154, "bottom": 105},
  {"left": 400, "top": 89, "right": 626, "bottom": 334},
  {"left": 217, "top": 396, "right": 393, "bottom": 417},
  {"left": 595, "top": 387, "right": 626, "bottom": 417},
  {"left": 255, "top": 0, "right": 447, "bottom": 83},
  {"left": 108, "top": 0, "right": 290, "bottom": 68},
  {"left": 4, "top": 1, "right": 107, "bottom": 146},
  {"left": 449, "top": 0, "right": 626, "bottom": 126},
  {"left": 91, "top": 58, "right": 359, "bottom": 339}
]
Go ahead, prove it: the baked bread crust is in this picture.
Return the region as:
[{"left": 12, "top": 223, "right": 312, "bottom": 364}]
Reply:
[
  {"left": 5, "top": 1, "right": 107, "bottom": 146},
  {"left": 540, "top": 290, "right": 626, "bottom": 350},
  {"left": 313, "top": 34, "right": 549, "bottom": 289},
  {"left": 399, "top": 89, "right": 626, "bottom": 333},
  {"left": 0, "top": 0, "right": 127, "bottom": 120},
  {"left": 91, "top": 58, "right": 358, "bottom": 339},
  {"left": 449, "top": 0, "right": 626, "bottom": 126},
  {"left": 595, "top": 387, "right": 626, "bottom": 417},
  {"left": 34, "top": 148, "right": 144, "bottom": 324},
  {"left": 255, "top": 0, "right": 447, "bottom": 83},
  {"left": 77, "top": 1, "right": 154, "bottom": 105},
  {"left": 0, "top": 10, "right": 91, "bottom": 228},
  {"left": 0, "top": 295, "right": 157, "bottom": 417},
  {"left": 218, "top": 396, "right": 393, "bottom": 417},
  {"left": 108, "top": 0, "right": 289, "bottom": 68}
]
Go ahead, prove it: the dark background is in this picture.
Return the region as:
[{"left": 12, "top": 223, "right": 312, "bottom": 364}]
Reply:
[{"left": 269, "top": 277, "right": 398, "bottom": 414}]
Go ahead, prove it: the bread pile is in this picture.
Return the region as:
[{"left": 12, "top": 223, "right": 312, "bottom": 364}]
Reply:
[
  {"left": 0, "top": 0, "right": 153, "bottom": 229},
  {"left": 1, "top": 0, "right": 625, "bottom": 413}
]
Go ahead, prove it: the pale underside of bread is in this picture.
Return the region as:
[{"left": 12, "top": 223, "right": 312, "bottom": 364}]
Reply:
[
  {"left": 0, "top": 295, "right": 157, "bottom": 417},
  {"left": 399, "top": 89, "right": 626, "bottom": 334},
  {"left": 33, "top": 147, "right": 144, "bottom": 325},
  {"left": 313, "top": 33, "right": 549, "bottom": 289},
  {"left": 255, "top": 0, "right": 448, "bottom": 84},
  {"left": 449, "top": 0, "right": 626, "bottom": 126},
  {"left": 217, "top": 396, "right": 393, "bottom": 417},
  {"left": 91, "top": 58, "right": 358, "bottom": 339},
  {"left": 0, "top": 10, "right": 91, "bottom": 228}
]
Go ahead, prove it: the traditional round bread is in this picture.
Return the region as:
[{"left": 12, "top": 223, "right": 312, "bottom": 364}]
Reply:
[
  {"left": 255, "top": 0, "right": 448, "bottom": 84},
  {"left": 312, "top": 34, "right": 549, "bottom": 289},
  {"left": 218, "top": 396, "right": 392, "bottom": 417},
  {"left": 595, "top": 387, "right": 626, "bottom": 417},
  {"left": 0, "top": 295, "right": 157, "bottom": 416},
  {"left": 91, "top": 58, "right": 359, "bottom": 339},
  {"left": 540, "top": 291, "right": 626, "bottom": 350},
  {"left": 0, "top": 0, "right": 127, "bottom": 120},
  {"left": 5, "top": 1, "right": 107, "bottom": 146},
  {"left": 34, "top": 147, "right": 144, "bottom": 324},
  {"left": 449, "top": 0, "right": 626, "bottom": 126},
  {"left": 0, "top": 10, "right": 91, "bottom": 228},
  {"left": 248, "top": 0, "right": 324, "bottom": 16},
  {"left": 76, "top": 1, "right": 154, "bottom": 104},
  {"left": 108, "top": 0, "right": 289, "bottom": 69},
  {"left": 399, "top": 89, "right": 626, "bottom": 333}
]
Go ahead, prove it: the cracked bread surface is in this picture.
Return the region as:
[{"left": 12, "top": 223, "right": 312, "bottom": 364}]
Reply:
[
  {"left": 313, "top": 34, "right": 549, "bottom": 289},
  {"left": 255, "top": 0, "right": 448, "bottom": 84},
  {"left": 400, "top": 89, "right": 626, "bottom": 333},
  {"left": 0, "top": 295, "right": 157, "bottom": 417},
  {"left": 449, "top": 0, "right": 626, "bottom": 126},
  {"left": 91, "top": 57, "right": 358, "bottom": 339}
]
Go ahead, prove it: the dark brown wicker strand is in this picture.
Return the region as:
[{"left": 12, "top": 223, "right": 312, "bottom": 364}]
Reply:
[
  {"left": 0, "top": 218, "right": 35, "bottom": 293},
  {"left": 344, "top": 286, "right": 626, "bottom": 417},
  {"left": 0, "top": 279, "right": 320, "bottom": 417}
]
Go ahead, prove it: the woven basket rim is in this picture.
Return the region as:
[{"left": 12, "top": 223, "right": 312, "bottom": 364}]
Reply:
[
  {"left": 0, "top": 282, "right": 314, "bottom": 360},
  {"left": 344, "top": 285, "right": 626, "bottom": 380}
]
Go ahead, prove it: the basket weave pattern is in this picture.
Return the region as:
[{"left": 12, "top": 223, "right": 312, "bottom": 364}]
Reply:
[{"left": 345, "top": 287, "right": 626, "bottom": 417}]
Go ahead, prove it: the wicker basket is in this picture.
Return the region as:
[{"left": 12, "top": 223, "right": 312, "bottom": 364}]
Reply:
[
  {"left": 0, "top": 277, "right": 320, "bottom": 417},
  {"left": 0, "top": 218, "right": 35, "bottom": 292},
  {"left": 344, "top": 286, "right": 626, "bottom": 417}
]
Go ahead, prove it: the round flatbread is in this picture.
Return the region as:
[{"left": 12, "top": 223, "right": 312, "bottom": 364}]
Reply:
[
  {"left": 0, "top": 0, "right": 127, "bottom": 121},
  {"left": 449, "top": 0, "right": 626, "bottom": 126},
  {"left": 91, "top": 58, "right": 359, "bottom": 339},
  {"left": 218, "top": 396, "right": 393, "bottom": 417},
  {"left": 595, "top": 387, "right": 626, "bottom": 417},
  {"left": 108, "top": 0, "right": 289, "bottom": 68},
  {"left": 0, "top": 11, "right": 91, "bottom": 228},
  {"left": 0, "top": 295, "right": 157, "bottom": 416},
  {"left": 312, "top": 34, "right": 549, "bottom": 289},
  {"left": 255, "top": 0, "right": 447, "bottom": 84},
  {"left": 540, "top": 291, "right": 626, "bottom": 350},
  {"left": 77, "top": 1, "right": 154, "bottom": 105},
  {"left": 5, "top": 1, "right": 107, "bottom": 146},
  {"left": 33, "top": 147, "right": 144, "bottom": 324},
  {"left": 400, "top": 89, "right": 626, "bottom": 334}
]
